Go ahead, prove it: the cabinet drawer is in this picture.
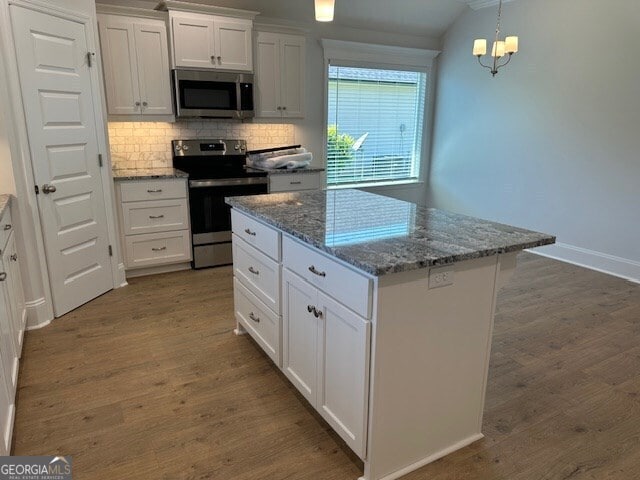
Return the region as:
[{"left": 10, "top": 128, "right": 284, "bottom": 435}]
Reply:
[
  {"left": 283, "top": 235, "right": 372, "bottom": 318},
  {"left": 233, "top": 235, "right": 280, "bottom": 314},
  {"left": 119, "top": 179, "right": 187, "bottom": 202},
  {"left": 122, "top": 199, "right": 189, "bottom": 235},
  {"left": 234, "top": 278, "right": 280, "bottom": 366},
  {"left": 0, "top": 207, "right": 11, "bottom": 251},
  {"left": 231, "top": 209, "right": 280, "bottom": 260},
  {"left": 269, "top": 172, "right": 320, "bottom": 193},
  {"left": 124, "top": 230, "right": 191, "bottom": 268}
]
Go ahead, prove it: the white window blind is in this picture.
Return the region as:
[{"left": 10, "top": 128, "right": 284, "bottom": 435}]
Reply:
[{"left": 326, "top": 65, "right": 427, "bottom": 187}]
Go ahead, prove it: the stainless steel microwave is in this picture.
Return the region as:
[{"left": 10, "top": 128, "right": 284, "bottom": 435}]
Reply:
[{"left": 172, "top": 69, "right": 254, "bottom": 119}]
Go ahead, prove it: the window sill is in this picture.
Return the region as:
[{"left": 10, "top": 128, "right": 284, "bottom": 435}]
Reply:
[{"left": 327, "top": 179, "right": 424, "bottom": 190}]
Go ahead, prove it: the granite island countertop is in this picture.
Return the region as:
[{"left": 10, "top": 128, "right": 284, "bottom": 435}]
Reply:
[
  {"left": 112, "top": 168, "right": 188, "bottom": 181},
  {"left": 0, "top": 194, "right": 11, "bottom": 219},
  {"left": 226, "top": 189, "right": 556, "bottom": 276}
]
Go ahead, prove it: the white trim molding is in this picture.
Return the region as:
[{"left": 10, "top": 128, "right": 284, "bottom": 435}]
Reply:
[
  {"left": 155, "top": 0, "right": 259, "bottom": 19},
  {"left": 321, "top": 39, "right": 440, "bottom": 67},
  {"left": 529, "top": 242, "right": 640, "bottom": 284},
  {"left": 466, "top": 0, "right": 515, "bottom": 11},
  {"left": 25, "top": 297, "right": 51, "bottom": 330}
]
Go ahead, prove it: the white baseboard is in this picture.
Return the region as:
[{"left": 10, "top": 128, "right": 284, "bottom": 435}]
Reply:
[
  {"left": 529, "top": 242, "right": 640, "bottom": 284},
  {"left": 124, "top": 262, "right": 192, "bottom": 279},
  {"left": 117, "top": 262, "right": 128, "bottom": 288},
  {"left": 25, "top": 297, "right": 53, "bottom": 330}
]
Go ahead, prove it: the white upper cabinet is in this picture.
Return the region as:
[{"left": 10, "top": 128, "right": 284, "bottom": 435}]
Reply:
[
  {"left": 255, "top": 31, "right": 305, "bottom": 118},
  {"left": 170, "top": 11, "right": 253, "bottom": 71},
  {"left": 98, "top": 14, "right": 173, "bottom": 117}
]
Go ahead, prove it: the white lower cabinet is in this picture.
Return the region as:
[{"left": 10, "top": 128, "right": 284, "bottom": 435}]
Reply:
[
  {"left": 282, "top": 268, "right": 370, "bottom": 458},
  {"left": 268, "top": 172, "right": 321, "bottom": 193},
  {"left": 116, "top": 178, "right": 192, "bottom": 276},
  {"left": 231, "top": 210, "right": 371, "bottom": 460},
  {"left": 0, "top": 202, "right": 26, "bottom": 455}
]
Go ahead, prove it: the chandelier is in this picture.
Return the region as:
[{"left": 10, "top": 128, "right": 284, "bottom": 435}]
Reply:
[{"left": 473, "top": 0, "right": 518, "bottom": 77}]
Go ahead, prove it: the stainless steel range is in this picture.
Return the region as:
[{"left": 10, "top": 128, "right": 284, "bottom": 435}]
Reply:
[{"left": 172, "top": 139, "right": 268, "bottom": 269}]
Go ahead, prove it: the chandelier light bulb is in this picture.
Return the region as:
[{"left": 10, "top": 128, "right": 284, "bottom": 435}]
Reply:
[{"left": 473, "top": 39, "right": 487, "bottom": 56}]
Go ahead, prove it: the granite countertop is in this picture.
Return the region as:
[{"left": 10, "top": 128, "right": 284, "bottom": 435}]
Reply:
[
  {"left": 0, "top": 194, "right": 10, "bottom": 219},
  {"left": 246, "top": 166, "right": 325, "bottom": 175},
  {"left": 226, "top": 189, "right": 556, "bottom": 276},
  {"left": 112, "top": 168, "right": 188, "bottom": 181}
]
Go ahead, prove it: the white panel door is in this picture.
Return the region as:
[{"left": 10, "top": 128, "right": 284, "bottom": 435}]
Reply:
[
  {"left": 214, "top": 18, "right": 252, "bottom": 71},
  {"left": 97, "top": 16, "right": 141, "bottom": 115},
  {"left": 317, "top": 292, "right": 370, "bottom": 458},
  {"left": 255, "top": 31, "right": 280, "bottom": 117},
  {"left": 134, "top": 22, "right": 173, "bottom": 115},
  {"left": 282, "top": 269, "right": 318, "bottom": 406},
  {"left": 280, "top": 34, "right": 305, "bottom": 118},
  {"left": 171, "top": 13, "right": 215, "bottom": 69},
  {"left": 11, "top": 6, "right": 114, "bottom": 316}
]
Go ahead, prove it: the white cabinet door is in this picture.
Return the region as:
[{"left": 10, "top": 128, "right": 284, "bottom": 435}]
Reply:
[
  {"left": 98, "top": 16, "right": 141, "bottom": 115},
  {"left": 317, "top": 292, "right": 370, "bottom": 458},
  {"left": 282, "top": 269, "right": 319, "bottom": 406},
  {"left": 0, "top": 366, "right": 12, "bottom": 456},
  {"left": 3, "top": 234, "right": 25, "bottom": 355},
  {"left": 214, "top": 17, "right": 252, "bottom": 71},
  {"left": 0, "top": 273, "right": 16, "bottom": 396},
  {"left": 134, "top": 22, "right": 173, "bottom": 115},
  {"left": 280, "top": 34, "right": 305, "bottom": 118},
  {"left": 172, "top": 12, "right": 215, "bottom": 69},
  {"left": 255, "top": 31, "right": 280, "bottom": 117}
]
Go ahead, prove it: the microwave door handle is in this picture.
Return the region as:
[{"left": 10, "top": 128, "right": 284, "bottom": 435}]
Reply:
[{"left": 236, "top": 80, "right": 242, "bottom": 118}]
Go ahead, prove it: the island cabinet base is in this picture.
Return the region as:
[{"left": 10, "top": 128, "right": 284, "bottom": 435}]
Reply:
[
  {"left": 229, "top": 208, "right": 518, "bottom": 480},
  {"left": 360, "top": 253, "right": 516, "bottom": 480}
]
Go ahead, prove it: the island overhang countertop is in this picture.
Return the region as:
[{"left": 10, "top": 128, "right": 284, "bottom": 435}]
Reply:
[{"left": 225, "top": 189, "right": 556, "bottom": 276}]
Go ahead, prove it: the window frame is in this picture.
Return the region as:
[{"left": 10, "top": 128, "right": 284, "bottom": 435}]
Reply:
[{"left": 321, "top": 40, "right": 439, "bottom": 190}]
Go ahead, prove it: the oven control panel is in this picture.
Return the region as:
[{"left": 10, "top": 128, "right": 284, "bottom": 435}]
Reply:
[{"left": 172, "top": 139, "right": 247, "bottom": 156}]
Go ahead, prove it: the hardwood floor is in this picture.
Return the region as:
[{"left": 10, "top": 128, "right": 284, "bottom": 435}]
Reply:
[{"left": 12, "top": 253, "right": 640, "bottom": 479}]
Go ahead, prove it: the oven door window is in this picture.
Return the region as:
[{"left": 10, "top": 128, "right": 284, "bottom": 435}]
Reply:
[
  {"left": 189, "top": 183, "right": 267, "bottom": 235},
  {"left": 179, "top": 80, "right": 238, "bottom": 111}
]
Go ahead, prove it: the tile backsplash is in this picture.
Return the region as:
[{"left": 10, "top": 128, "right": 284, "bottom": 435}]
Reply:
[{"left": 108, "top": 120, "right": 296, "bottom": 170}]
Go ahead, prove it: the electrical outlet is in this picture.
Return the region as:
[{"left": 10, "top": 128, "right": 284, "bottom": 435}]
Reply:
[{"left": 428, "top": 266, "right": 455, "bottom": 289}]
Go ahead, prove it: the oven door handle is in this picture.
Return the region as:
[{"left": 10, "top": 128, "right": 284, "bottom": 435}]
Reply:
[{"left": 189, "top": 178, "right": 268, "bottom": 188}]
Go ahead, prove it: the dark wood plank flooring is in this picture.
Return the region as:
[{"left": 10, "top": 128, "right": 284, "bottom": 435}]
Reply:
[{"left": 12, "top": 253, "right": 640, "bottom": 479}]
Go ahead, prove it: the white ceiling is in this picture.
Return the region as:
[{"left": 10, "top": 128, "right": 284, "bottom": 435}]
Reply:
[{"left": 114, "top": 0, "right": 479, "bottom": 38}]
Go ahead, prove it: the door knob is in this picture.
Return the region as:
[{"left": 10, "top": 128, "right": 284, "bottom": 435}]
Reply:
[{"left": 42, "top": 184, "right": 57, "bottom": 194}]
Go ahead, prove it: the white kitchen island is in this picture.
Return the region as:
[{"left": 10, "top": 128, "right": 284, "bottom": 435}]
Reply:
[{"left": 226, "top": 189, "right": 555, "bottom": 480}]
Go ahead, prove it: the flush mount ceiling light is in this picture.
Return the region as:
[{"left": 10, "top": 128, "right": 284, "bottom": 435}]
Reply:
[
  {"left": 315, "top": 0, "right": 335, "bottom": 22},
  {"left": 472, "top": 0, "right": 518, "bottom": 77}
]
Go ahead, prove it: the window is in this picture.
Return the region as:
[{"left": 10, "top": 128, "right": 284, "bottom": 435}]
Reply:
[{"left": 326, "top": 65, "right": 427, "bottom": 187}]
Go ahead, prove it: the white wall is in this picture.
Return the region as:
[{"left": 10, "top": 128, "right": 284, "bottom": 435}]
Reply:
[
  {"left": 0, "top": 49, "right": 16, "bottom": 195},
  {"left": 429, "top": 0, "right": 640, "bottom": 282}
]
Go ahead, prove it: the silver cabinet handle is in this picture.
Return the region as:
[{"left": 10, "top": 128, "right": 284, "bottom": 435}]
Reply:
[
  {"left": 10, "top": 253, "right": 17, "bottom": 261},
  {"left": 249, "top": 312, "right": 260, "bottom": 323},
  {"left": 0, "top": 272, "right": 6, "bottom": 282},
  {"left": 149, "top": 215, "right": 165, "bottom": 219},
  {"left": 289, "top": 181, "right": 302, "bottom": 185},
  {"left": 307, "top": 305, "right": 314, "bottom": 313},
  {"left": 315, "top": 308, "right": 322, "bottom": 319},
  {"left": 151, "top": 246, "right": 167, "bottom": 252},
  {"left": 248, "top": 266, "right": 259, "bottom": 275},
  {"left": 282, "top": 106, "right": 287, "bottom": 110},
  {"left": 42, "top": 184, "right": 56, "bottom": 194},
  {"left": 277, "top": 106, "right": 282, "bottom": 111},
  {"left": 3, "top": 224, "right": 11, "bottom": 231},
  {"left": 244, "top": 228, "right": 256, "bottom": 236},
  {"left": 142, "top": 101, "right": 148, "bottom": 107},
  {"left": 147, "top": 189, "right": 163, "bottom": 193},
  {"left": 135, "top": 101, "right": 141, "bottom": 107},
  {"left": 308, "top": 265, "right": 326, "bottom": 277}
]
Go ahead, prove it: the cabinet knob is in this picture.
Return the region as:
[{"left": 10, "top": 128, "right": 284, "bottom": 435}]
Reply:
[
  {"left": 244, "top": 228, "right": 256, "bottom": 236},
  {"left": 142, "top": 101, "right": 148, "bottom": 107},
  {"left": 135, "top": 101, "right": 141, "bottom": 107},
  {"left": 10, "top": 253, "right": 17, "bottom": 262},
  {"left": 0, "top": 272, "right": 6, "bottom": 282},
  {"left": 248, "top": 266, "right": 260, "bottom": 275},
  {"left": 217, "top": 55, "right": 221, "bottom": 62},
  {"left": 282, "top": 106, "right": 287, "bottom": 110},
  {"left": 249, "top": 312, "right": 260, "bottom": 323},
  {"left": 307, "top": 305, "right": 314, "bottom": 313},
  {"left": 277, "top": 106, "right": 282, "bottom": 111},
  {"left": 3, "top": 224, "right": 10, "bottom": 231}
]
